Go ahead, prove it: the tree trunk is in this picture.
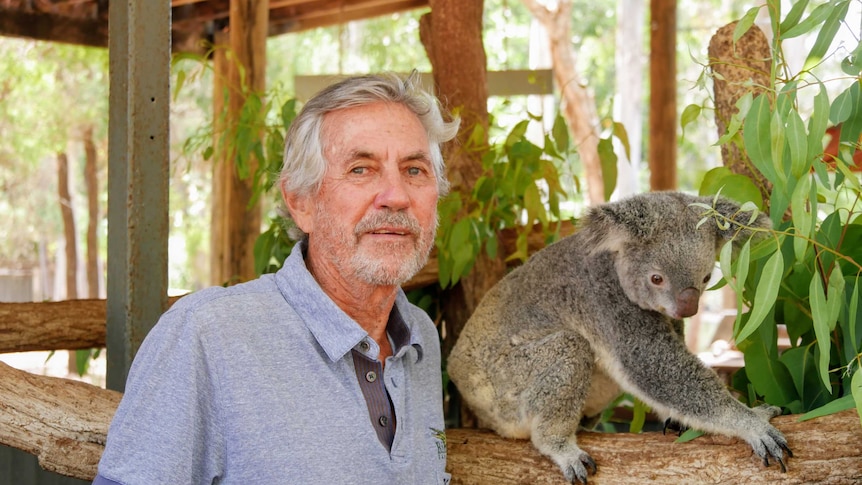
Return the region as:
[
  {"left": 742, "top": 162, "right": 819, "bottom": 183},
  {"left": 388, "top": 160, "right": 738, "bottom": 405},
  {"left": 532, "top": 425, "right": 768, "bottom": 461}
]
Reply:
[
  {"left": 708, "top": 21, "right": 773, "bottom": 203},
  {"left": 0, "top": 360, "right": 858, "bottom": 483},
  {"left": 83, "top": 125, "right": 100, "bottom": 298},
  {"left": 419, "top": 0, "right": 507, "bottom": 369},
  {"left": 648, "top": 0, "right": 677, "bottom": 191},
  {"left": 521, "top": 0, "right": 605, "bottom": 204},
  {"left": 57, "top": 151, "right": 77, "bottom": 300}
]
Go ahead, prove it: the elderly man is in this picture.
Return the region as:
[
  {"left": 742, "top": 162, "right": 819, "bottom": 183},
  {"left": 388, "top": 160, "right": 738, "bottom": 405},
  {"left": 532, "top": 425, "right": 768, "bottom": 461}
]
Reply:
[{"left": 94, "top": 72, "right": 459, "bottom": 485}]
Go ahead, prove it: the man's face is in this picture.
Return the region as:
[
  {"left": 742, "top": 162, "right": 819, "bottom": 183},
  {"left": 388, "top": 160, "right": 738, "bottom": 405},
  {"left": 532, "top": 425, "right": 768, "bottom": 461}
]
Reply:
[{"left": 290, "top": 101, "right": 440, "bottom": 286}]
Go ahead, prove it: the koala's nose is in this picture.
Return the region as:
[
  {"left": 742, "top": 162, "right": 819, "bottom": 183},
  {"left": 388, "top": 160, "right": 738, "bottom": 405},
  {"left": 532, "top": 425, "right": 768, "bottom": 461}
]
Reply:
[{"left": 676, "top": 287, "right": 701, "bottom": 318}]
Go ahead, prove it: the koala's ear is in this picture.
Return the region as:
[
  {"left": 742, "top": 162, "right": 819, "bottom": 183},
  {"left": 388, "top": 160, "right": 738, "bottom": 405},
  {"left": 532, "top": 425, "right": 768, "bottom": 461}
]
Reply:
[
  {"left": 580, "top": 204, "right": 635, "bottom": 254},
  {"left": 697, "top": 195, "right": 772, "bottom": 248}
]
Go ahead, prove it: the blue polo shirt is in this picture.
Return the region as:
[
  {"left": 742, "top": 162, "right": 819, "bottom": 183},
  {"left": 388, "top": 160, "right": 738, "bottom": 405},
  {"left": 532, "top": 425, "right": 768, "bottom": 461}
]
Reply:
[{"left": 95, "top": 243, "right": 450, "bottom": 484}]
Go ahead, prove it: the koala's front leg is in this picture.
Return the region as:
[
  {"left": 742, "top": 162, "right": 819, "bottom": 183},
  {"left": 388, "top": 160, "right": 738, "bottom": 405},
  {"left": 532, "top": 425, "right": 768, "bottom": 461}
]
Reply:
[{"left": 599, "top": 313, "right": 793, "bottom": 472}]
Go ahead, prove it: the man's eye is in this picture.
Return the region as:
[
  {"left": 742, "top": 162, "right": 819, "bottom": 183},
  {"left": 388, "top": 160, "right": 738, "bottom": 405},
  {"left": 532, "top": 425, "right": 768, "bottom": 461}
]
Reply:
[{"left": 350, "top": 167, "right": 366, "bottom": 175}]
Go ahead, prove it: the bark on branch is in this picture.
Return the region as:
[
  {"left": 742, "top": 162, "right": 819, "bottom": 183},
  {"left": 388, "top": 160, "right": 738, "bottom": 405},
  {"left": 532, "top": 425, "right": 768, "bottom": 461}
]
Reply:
[
  {"left": 0, "top": 223, "right": 575, "bottom": 354},
  {"left": 0, "top": 360, "right": 858, "bottom": 483}
]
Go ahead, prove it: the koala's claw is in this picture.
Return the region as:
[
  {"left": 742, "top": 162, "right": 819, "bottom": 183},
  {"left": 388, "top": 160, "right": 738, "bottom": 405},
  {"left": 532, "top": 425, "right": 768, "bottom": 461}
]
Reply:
[
  {"left": 564, "top": 453, "right": 597, "bottom": 484},
  {"left": 754, "top": 432, "right": 793, "bottom": 473},
  {"left": 662, "top": 418, "right": 688, "bottom": 436}
]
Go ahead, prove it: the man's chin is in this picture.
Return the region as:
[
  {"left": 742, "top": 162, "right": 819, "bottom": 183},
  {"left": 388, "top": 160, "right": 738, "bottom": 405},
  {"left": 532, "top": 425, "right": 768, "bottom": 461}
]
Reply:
[{"left": 353, "top": 253, "right": 429, "bottom": 286}]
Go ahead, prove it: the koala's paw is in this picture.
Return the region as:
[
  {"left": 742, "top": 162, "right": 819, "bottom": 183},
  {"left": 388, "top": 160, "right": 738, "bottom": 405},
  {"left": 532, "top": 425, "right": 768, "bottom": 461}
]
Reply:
[
  {"left": 561, "top": 450, "right": 597, "bottom": 485},
  {"left": 748, "top": 424, "right": 793, "bottom": 473},
  {"left": 752, "top": 403, "right": 783, "bottom": 421}
]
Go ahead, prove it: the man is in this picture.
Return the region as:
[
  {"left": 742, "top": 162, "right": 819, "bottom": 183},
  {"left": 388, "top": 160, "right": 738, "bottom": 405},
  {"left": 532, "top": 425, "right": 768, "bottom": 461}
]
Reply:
[{"left": 94, "top": 72, "right": 459, "bottom": 485}]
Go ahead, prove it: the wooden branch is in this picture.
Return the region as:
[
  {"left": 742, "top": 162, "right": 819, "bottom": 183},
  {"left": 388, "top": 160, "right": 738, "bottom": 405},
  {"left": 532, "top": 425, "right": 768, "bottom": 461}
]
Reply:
[
  {"left": 0, "top": 362, "right": 121, "bottom": 479},
  {"left": 0, "top": 360, "right": 859, "bottom": 482},
  {"left": 0, "top": 222, "right": 575, "bottom": 353},
  {"left": 448, "top": 409, "right": 862, "bottom": 484}
]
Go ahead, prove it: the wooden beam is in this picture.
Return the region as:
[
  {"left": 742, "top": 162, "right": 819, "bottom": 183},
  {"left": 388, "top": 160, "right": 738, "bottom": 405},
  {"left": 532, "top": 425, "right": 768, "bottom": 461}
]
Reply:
[
  {"left": 294, "top": 70, "right": 554, "bottom": 101},
  {"left": 268, "top": 0, "right": 428, "bottom": 34},
  {"left": 0, "top": 360, "right": 858, "bottom": 483},
  {"left": 0, "top": 7, "right": 107, "bottom": 48}
]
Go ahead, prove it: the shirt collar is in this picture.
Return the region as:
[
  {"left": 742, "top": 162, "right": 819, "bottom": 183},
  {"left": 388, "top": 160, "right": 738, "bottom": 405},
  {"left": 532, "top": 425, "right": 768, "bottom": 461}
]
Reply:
[{"left": 275, "top": 240, "right": 425, "bottom": 363}]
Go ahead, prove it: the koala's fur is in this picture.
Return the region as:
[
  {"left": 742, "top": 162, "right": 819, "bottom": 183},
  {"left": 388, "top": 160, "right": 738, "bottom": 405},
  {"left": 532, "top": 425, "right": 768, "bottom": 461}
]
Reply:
[{"left": 447, "top": 192, "right": 791, "bottom": 484}]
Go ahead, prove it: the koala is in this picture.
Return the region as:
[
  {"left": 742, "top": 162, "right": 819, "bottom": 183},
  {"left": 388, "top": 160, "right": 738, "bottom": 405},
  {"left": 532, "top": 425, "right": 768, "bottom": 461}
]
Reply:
[{"left": 447, "top": 191, "right": 791, "bottom": 484}]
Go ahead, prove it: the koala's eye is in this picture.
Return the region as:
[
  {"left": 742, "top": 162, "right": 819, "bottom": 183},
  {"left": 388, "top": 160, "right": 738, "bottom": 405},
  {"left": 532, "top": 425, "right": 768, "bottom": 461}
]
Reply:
[
  {"left": 703, "top": 274, "right": 711, "bottom": 284},
  {"left": 650, "top": 274, "right": 664, "bottom": 285}
]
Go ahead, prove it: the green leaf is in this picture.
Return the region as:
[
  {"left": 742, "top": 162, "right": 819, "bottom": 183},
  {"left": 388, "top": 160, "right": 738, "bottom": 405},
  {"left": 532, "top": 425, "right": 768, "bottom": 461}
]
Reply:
[
  {"left": 699, "top": 167, "right": 764, "bottom": 210},
  {"left": 736, "top": 246, "right": 783, "bottom": 344},
  {"left": 733, "top": 7, "right": 761, "bottom": 42},
  {"left": 830, "top": 83, "right": 858, "bottom": 124},
  {"left": 280, "top": 98, "right": 297, "bottom": 129},
  {"left": 826, "top": 266, "right": 845, "bottom": 329},
  {"left": 790, "top": 175, "right": 812, "bottom": 262},
  {"left": 849, "top": 280, "right": 860, "bottom": 352},
  {"left": 506, "top": 120, "right": 530, "bottom": 147},
  {"left": 841, "top": 40, "right": 862, "bottom": 75},
  {"left": 598, "top": 137, "right": 617, "bottom": 201},
  {"left": 630, "top": 398, "right": 650, "bottom": 434},
  {"left": 769, "top": 110, "right": 788, "bottom": 184},
  {"left": 552, "top": 113, "right": 569, "bottom": 153},
  {"left": 611, "top": 121, "right": 631, "bottom": 161},
  {"left": 524, "top": 183, "right": 548, "bottom": 226},
  {"left": 743, "top": 95, "right": 779, "bottom": 184},
  {"left": 853, "top": 368, "right": 862, "bottom": 427},
  {"left": 779, "top": 0, "right": 809, "bottom": 35},
  {"left": 805, "top": 0, "right": 851, "bottom": 67},
  {"left": 675, "top": 429, "right": 706, "bottom": 443},
  {"left": 680, "top": 104, "right": 702, "bottom": 137},
  {"left": 809, "top": 270, "right": 833, "bottom": 391},
  {"left": 786, "top": 110, "right": 810, "bottom": 177},
  {"left": 741, "top": 322, "right": 796, "bottom": 406},
  {"left": 782, "top": 1, "right": 833, "bottom": 39},
  {"left": 807, "top": 84, "right": 831, "bottom": 163},
  {"left": 797, "top": 394, "right": 854, "bottom": 421}
]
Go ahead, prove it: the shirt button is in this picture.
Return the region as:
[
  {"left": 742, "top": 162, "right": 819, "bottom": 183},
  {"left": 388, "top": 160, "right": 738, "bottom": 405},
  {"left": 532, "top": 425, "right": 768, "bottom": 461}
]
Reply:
[
  {"left": 378, "top": 416, "right": 388, "bottom": 427},
  {"left": 359, "top": 340, "right": 370, "bottom": 351},
  {"left": 365, "top": 371, "right": 377, "bottom": 383}
]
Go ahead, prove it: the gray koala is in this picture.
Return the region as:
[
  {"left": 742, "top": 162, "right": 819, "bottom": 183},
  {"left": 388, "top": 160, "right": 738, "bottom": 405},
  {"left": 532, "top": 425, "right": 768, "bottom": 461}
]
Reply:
[{"left": 447, "top": 191, "right": 791, "bottom": 484}]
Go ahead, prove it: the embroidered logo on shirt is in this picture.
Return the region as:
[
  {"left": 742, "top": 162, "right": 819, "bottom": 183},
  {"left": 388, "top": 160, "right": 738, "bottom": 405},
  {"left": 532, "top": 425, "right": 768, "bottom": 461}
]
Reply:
[{"left": 430, "top": 427, "right": 447, "bottom": 460}]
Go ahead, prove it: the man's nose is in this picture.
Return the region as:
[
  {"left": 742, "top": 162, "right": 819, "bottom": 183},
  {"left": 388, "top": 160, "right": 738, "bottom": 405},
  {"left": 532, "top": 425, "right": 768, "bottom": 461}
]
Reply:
[{"left": 374, "top": 169, "right": 410, "bottom": 210}]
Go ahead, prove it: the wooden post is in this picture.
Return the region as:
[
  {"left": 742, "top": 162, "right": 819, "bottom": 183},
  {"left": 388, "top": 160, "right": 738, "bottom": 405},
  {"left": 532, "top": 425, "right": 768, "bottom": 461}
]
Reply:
[
  {"left": 220, "top": 0, "right": 269, "bottom": 285},
  {"left": 211, "top": 26, "right": 230, "bottom": 287},
  {"left": 106, "top": 0, "right": 170, "bottom": 391},
  {"left": 648, "top": 0, "right": 677, "bottom": 190}
]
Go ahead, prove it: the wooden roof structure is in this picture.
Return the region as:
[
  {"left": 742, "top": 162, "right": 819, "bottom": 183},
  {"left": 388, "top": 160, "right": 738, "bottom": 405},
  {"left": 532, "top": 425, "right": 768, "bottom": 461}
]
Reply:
[{"left": 0, "top": 0, "right": 429, "bottom": 52}]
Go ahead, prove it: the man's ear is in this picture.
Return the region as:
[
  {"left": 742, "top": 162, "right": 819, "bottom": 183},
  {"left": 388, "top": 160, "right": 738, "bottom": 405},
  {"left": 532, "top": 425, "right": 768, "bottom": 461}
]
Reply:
[{"left": 282, "top": 183, "right": 315, "bottom": 234}]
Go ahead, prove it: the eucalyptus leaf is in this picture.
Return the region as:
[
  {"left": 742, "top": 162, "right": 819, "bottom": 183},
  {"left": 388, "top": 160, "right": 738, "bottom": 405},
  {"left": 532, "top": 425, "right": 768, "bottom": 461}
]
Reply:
[
  {"left": 805, "top": 0, "right": 850, "bottom": 67},
  {"left": 853, "top": 368, "right": 862, "bottom": 426},
  {"left": 797, "top": 394, "right": 854, "bottom": 421},
  {"left": 736, "top": 247, "right": 783, "bottom": 344},
  {"left": 809, "top": 271, "right": 833, "bottom": 391}
]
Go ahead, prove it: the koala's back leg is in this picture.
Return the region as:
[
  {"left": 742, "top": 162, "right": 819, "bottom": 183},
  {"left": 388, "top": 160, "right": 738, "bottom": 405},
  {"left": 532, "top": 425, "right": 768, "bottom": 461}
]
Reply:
[{"left": 518, "top": 331, "right": 599, "bottom": 484}]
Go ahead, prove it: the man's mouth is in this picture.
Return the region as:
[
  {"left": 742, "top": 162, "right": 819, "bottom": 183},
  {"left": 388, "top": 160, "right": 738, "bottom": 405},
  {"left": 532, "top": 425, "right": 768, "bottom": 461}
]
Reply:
[{"left": 370, "top": 228, "right": 410, "bottom": 236}]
